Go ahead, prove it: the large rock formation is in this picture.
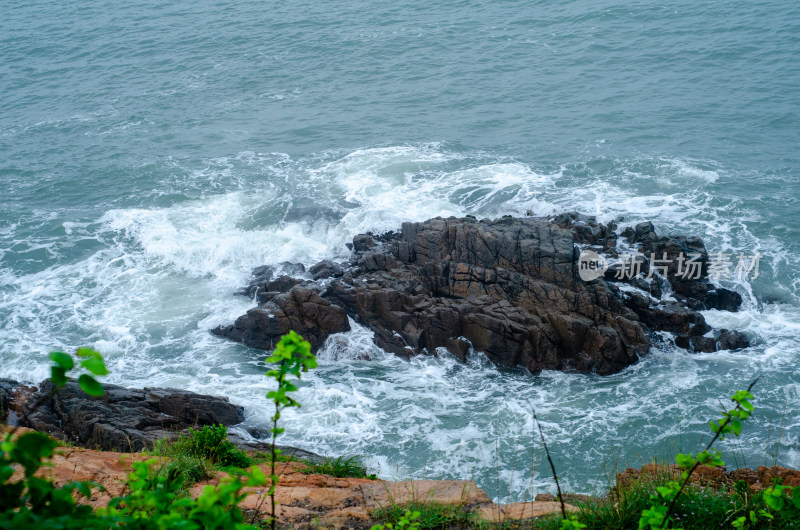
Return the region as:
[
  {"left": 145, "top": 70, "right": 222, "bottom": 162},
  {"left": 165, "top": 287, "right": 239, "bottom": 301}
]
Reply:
[
  {"left": 2, "top": 379, "right": 244, "bottom": 451},
  {"left": 214, "top": 214, "right": 749, "bottom": 375}
]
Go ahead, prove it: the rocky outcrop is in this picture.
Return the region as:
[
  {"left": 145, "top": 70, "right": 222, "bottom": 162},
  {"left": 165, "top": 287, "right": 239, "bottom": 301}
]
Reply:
[
  {"left": 216, "top": 214, "right": 749, "bottom": 375},
  {"left": 213, "top": 286, "right": 351, "bottom": 351},
  {"left": 3, "top": 379, "right": 244, "bottom": 451}
]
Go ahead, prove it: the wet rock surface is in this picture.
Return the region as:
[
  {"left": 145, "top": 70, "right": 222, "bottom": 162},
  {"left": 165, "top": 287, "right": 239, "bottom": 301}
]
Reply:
[
  {"left": 217, "top": 214, "right": 750, "bottom": 375},
  {"left": 2, "top": 379, "right": 244, "bottom": 451}
]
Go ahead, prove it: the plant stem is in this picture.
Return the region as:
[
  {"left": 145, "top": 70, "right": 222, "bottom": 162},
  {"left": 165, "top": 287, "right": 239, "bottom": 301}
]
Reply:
[
  {"left": 660, "top": 378, "right": 759, "bottom": 528},
  {"left": 270, "top": 369, "right": 284, "bottom": 530},
  {"left": 529, "top": 402, "right": 567, "bottom": 519},
  {"left": 271, "top": 400, "right": 278, "bottom": 530}
]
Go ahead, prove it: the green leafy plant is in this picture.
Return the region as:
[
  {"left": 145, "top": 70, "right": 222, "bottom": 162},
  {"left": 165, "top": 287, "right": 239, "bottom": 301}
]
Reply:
[
  {"left": 300, "top": 455, "right": 377, "bottom": 479},
  {"left": 182, "top": 424, "right": 252, "bottom": 468},
  {"left": 49, "top": 348, "right": 108, "bottom": 396},
  {"left": 528, "top": 380, "right": 799, "bottom": 530},
  {"left": 147, "top": 424, "right": 252, "bottom": 487},
  {"left": 638, "top": 381, "right": 758, "bottom": 529},
  {"left": 730, "top": 480, "right": 800, "bottom": 529},
  {"left": 264, "top": 330, "right": 317, "bottom": 530},
  {"left": 373, "top": 504, "right": 466, "bottom": 530},
  {"left": 559, "top": 516, "right": 588, "bottom": 529},
  {"left": 100, "top": 457, "right": 267, "bottom": 529},
  {"left": 529, "top": 475, "right": 800, "bottom": 530},
  {"left": 371, "top": 508, "right": 421, "bottom": 530}
]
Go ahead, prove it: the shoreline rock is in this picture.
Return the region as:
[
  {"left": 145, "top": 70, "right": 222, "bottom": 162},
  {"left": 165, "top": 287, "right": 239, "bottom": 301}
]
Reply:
[
  {"left": 1, "top": 378, "right": 244, "bottom": 452},
  {"left": 214, "top": 213, "right": 749, "bottom": 375}
]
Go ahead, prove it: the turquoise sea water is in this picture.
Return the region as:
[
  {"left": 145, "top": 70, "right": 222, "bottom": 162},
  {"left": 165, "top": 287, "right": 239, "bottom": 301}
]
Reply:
[{"left": 1, "top": 0, "right": 798, "bottom": 499}]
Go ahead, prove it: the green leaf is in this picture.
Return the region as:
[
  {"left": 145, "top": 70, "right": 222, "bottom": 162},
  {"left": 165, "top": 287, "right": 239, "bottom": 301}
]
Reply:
[
  {"left": 11, "top": 432, "right": 57, "bottom": 477},
  {"left": 51, "top": 365, "right": 68, "bottom": 387},
  {"left": 762, "top": 488, "right": 785, "bottom": 511},
  {"left": 246, "top": 466, "right": 267, "bottom": 486},
  {"left": 76, "top": 347, "right": 99, "bottom": 358},
  {"left": 731, "top": 420, "right": 742, "bottom": 436},
  {"left": 79, "top": 351, "right": 109, "bottom": 376},
  {"left": 78, "top": 374, "right": 104, "bottom": 396},
  {"left": 49, "top": 351, "right": 74, "bottom": 371},
  {"left": 76, "top": 481, "right": 93, "bottom": 498},
  {"left": 676, "top": 453, "right": 695, "bottom": 469}
]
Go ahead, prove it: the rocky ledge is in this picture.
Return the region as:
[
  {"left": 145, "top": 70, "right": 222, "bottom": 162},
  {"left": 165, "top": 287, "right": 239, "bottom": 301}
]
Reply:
[
  {"left": 213, "top": 213, "right": 749, "bottom": 375},
  {"left": 8, "top": 438, "right": 574, "bottom": 528},
  {"left": 0, "top": 378, "right": 243, "bottom": 451}
]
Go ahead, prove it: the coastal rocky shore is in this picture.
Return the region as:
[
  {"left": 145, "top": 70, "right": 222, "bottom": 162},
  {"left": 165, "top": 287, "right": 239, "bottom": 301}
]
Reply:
[{"left": 213, "top": 213, "right": 749, "bottom": 375}]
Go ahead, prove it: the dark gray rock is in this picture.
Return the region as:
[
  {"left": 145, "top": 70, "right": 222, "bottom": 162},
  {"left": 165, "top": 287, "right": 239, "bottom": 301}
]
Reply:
[
  {"left": 674, "top": 329, "right": 749, "bottom": 353},
  {"left": 278, "top": 261, "right": 306, "bottom": 275},
  {"left": 309, "top": 260, "right": 345, "bottom": 280},
  {"left": 212, "top": 286, "right": 351, "bottom": 351},
  {"left": 227, "top": 432, "right": 326, "bottom": 464},
  {"left": 239, "top": 275, "right": 304, "bottom": 304},
  {"left": 630, "top": 233, "right": 742, "bottom": 312},
  {"left": 0, "top": 378, "right": 17, "bottom": 422},
  {"left": 353, "top": 234, "right": 377, "bottom": 252},
  {"left": 6, "top": 380, "right": 243, "bottom": 452}
]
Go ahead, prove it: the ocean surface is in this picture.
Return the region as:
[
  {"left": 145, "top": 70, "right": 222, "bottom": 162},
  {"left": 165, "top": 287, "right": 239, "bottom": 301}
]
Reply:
[{"left": 1, "top": 0, "right": 798, "bottom": 500}]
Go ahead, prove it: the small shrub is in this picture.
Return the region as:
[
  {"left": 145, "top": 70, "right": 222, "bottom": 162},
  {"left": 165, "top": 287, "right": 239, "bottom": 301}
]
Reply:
[
  {"left": 163, "top": 452, "right": 214, "bottom": 485},
  {"left": 372, "top": 509, "right": 421, "bottom": 530},
  {"left": 301, "top": 455, "right": 377, "bottom": 479},
  {"left": 183, "top": 424, "right": 252, "bottom": 468},
  {"left": 101, "top": 457, "right": 267, "bottom": 529},
  {"left": 150, "top": 424, "right": 252, "bottom": 470},
  {"left": 374, "top": 502, "right": 475, "bottom": 529}
]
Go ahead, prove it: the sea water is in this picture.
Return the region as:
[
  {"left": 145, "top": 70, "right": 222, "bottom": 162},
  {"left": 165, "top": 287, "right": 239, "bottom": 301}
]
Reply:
[{"left": 1, "top": 0, "right": 798, "bottom": 501}]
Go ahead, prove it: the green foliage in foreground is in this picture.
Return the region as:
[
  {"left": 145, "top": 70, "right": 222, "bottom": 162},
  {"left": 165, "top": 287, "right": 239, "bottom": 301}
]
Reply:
[
  {"left": 147, "top": 424, "right": 253, "bottom": 487},
  {"left": 371, "top": 509, "right": 422, "bottom": 530},
  {"left": 374, "top": 502, "right": 473, "bottom": 529},
  {"left": 300, "top": 455, "right": 378, "bottom": 479},
  {"left": 1, "top": 348, "right": 268, "bottom": 529},
  {"left": 527, "top": 480, "right": 799, "bottom": 530},
  {"left": 525, "top": 381, "right": 800, "bottom": 530}
]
